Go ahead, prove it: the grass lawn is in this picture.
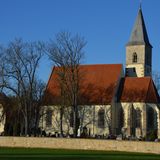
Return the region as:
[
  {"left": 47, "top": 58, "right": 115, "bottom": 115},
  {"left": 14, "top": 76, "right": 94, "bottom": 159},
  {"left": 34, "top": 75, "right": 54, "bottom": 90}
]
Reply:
[{"left": 0, "top": 147, "right": 159, "bottom": 160}]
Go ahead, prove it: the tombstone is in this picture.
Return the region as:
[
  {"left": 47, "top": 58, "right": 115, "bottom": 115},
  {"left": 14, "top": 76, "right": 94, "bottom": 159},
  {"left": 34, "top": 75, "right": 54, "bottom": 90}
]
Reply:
[{"left": 77, "top": 127, "right": 81, "bottom": 137}]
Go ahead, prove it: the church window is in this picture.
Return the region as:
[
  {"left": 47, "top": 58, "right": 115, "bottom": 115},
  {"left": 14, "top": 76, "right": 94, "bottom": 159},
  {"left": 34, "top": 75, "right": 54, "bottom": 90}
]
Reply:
[
  {"left": 69, "top": 112, "right": 74, "bottom": 127},
  {"left": 132, "top": 52, "right": 137, "bottom": 63},
  {"left": 147, "top": 107, "right": 155, "bottom": 130},
  {"left": 119, "top": 107, "right": 124, "bottom": 128},
  {"left": 135, "top": 109, "right": 141, "bottom": 128},
  {"left": 46, "top": 109, "right": 53, "bottom": 127},
  {"left": 130, "top": 106, "right": 135, "bottom": 128},
  {"left": 98, "top": 109, "right": 105, "bottom": 128}
]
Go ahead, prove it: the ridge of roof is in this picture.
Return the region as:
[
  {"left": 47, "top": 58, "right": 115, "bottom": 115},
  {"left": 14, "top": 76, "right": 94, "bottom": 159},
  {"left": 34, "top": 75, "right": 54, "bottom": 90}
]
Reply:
[
  {"left": 53, "top": 64, "right": 123, "bottom": 68},
  {"left": 124, "top": 77, "right": 151, "bottom": 80},
  {"left": 45, "top": 66, "right": 55, "bottom": 91}
]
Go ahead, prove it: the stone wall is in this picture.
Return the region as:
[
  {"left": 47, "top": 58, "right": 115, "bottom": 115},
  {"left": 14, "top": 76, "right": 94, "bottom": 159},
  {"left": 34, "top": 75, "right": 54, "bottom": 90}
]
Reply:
[{"left": 0, "top": 137, "right": 160, "bottom": 154}]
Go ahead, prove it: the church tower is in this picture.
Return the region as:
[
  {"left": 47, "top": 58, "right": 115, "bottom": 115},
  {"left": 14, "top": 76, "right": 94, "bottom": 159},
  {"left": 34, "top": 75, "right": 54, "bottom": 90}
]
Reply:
[{"left": 126, "top": 7, "right": 152, "bottom": 77}]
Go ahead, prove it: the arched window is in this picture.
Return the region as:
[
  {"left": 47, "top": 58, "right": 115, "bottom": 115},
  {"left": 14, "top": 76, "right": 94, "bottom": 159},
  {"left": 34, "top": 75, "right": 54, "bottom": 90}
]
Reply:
[
  {"left": 69, "top": 111, "right": 80, "bottom": 129},
  {"left": 98, "top": 109, "right": 105, "bottom": 128},
  {"left": 147, "top": 107, "right": 154, "bottom": 130},
  {"left": 132, "top": 52, "right": 137, "bottom": 63},
  {"left": 119, "top": 107, "right": 124, "bottom": 128},
  {"left": 46, "top": 109, "right": 53, "bottom": 127},
  {"left": 69, "top": 112, "right": 74, "bottom": 127},
  {"left": 130, "top": 106, "right": 135, "bottom": 128},
  {"left": 135, "top": 109, "right": 141, "bottom": 128}
]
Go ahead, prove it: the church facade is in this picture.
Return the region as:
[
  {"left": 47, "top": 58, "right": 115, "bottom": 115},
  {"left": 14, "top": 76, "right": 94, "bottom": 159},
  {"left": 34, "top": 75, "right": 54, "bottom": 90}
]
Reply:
[{"left": 40, "top": 8, "right": 160, "bottom": 139}]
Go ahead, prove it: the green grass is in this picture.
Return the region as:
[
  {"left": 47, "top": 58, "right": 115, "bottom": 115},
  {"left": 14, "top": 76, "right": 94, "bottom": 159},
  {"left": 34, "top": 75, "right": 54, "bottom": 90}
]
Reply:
[{"left": 0, "top": 147, "right": 159, "bottom": 160}]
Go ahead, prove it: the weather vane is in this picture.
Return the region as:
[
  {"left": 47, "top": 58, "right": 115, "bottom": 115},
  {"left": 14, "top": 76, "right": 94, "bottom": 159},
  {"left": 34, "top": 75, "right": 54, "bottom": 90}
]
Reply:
[{"left": 140, "top": 0, "right": 142, "bottom": 9}]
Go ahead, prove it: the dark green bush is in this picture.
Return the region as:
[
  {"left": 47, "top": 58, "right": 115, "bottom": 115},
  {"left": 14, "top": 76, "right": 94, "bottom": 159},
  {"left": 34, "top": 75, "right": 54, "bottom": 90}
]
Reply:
[{"left": 146, "top": 130, "right": 157, "bottom": 141}]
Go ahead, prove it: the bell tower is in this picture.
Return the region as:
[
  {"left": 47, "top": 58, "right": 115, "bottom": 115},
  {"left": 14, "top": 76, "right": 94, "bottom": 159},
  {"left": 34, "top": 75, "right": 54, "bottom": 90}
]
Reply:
[{"left": 126, "top": 7, "right": 152, "bottom": 77}]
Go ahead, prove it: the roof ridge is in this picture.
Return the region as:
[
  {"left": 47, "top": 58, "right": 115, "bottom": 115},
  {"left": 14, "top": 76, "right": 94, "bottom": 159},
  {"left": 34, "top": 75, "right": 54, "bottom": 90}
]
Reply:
[
  {"left": 53, "top": 64, "right": 123, "bottom": 68},
  {"left": 125, "top": 77, "right": 151, "bottom": 79},
  {"left": 45, "top": 66, "right": 55, "bottom": 90}
]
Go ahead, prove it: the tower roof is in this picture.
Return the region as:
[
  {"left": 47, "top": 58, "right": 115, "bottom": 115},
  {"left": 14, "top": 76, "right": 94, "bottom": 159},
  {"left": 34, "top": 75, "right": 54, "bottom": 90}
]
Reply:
[{"left": 127, "top": 8, "right": 152, "bottom": 47}]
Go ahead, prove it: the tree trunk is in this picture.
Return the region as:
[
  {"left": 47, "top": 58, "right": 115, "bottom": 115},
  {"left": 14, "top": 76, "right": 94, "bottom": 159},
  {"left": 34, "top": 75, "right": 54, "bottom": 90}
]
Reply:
[
  {"left": 24, "top": 116, "right": 28, "bottom": 136},
  {"left": 73, "top": 105, "right": 78, "bottom": 138},
  {"left": 60, "top": 106, "right": 63, "bottom": 137}
]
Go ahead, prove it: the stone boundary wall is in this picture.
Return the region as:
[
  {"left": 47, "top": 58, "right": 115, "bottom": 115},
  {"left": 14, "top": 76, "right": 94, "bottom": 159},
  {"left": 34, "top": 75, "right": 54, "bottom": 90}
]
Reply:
[{"left": 0, "top": 137, "right": 160, "bottom": 154}]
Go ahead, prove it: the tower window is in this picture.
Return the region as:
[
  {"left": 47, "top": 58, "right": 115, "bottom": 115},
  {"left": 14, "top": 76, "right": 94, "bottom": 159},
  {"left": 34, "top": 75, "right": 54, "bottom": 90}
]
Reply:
[{"left": 132, "top": 52, "right": 137, "bottom": 63}]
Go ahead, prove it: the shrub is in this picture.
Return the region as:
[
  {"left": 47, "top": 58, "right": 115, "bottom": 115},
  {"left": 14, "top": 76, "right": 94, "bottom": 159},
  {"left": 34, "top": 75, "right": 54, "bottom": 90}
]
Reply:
[{"left": 146, "top": 130, "right": 157, "bottom": 141}]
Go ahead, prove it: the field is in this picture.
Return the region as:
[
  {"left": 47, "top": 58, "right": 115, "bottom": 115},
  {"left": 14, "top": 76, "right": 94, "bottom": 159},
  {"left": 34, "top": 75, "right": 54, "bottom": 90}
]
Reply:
[{"left": 0, "top": 148, "right": 159, "bottom": 160}]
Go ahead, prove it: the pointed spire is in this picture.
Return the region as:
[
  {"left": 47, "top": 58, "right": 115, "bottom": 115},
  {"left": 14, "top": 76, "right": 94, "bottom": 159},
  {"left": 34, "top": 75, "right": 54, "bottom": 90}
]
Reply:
[{"left": 127, "top": 8, "right": 152, "bottom": 47}]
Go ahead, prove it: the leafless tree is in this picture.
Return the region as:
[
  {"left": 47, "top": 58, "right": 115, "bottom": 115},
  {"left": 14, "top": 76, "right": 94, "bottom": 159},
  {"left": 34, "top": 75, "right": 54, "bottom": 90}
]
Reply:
[
  {"left": 104, "top": 107, "right": 112, "bottom": 134},
  {"left": 0, "top": 39, "right": 45, "bottom": 136},
  {"left": 46, "top": 31, "right": 86, "bottom": 137},
  {"left": 152, "top": 71, "right": 160, "bottom": 94}
]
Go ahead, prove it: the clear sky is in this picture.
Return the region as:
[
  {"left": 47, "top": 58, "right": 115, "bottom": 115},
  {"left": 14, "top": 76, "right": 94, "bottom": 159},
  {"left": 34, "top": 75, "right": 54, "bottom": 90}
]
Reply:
[{"left": 0, "top": 0, "right": 160, "bottom": 83}]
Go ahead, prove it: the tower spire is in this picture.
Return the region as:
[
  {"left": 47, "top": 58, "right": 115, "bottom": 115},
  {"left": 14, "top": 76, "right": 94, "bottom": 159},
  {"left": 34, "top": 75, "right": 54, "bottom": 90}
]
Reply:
[{"left": 126, "top": 7, "right": 152, "bottom": 47}]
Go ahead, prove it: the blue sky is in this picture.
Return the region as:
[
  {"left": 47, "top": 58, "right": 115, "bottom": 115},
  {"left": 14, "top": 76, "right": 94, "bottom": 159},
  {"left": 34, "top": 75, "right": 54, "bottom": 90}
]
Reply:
[{"left": 0, "top": 0, "right": 160, "bottom": 83}]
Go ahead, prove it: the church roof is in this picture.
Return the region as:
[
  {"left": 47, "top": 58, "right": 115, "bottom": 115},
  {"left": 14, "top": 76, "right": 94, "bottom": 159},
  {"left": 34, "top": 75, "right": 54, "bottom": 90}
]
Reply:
[
  {"left": 44, "top": 64, "right": 123, "bottom": 105},
  {"left": 44, "top": 64, "right": 159, "bottom": 105},
  {"left": 119, "top": 77, "right": 160, "bottom": 103},
  {"left": 126, "top": 8, "right": 152, "bottom": 47}
]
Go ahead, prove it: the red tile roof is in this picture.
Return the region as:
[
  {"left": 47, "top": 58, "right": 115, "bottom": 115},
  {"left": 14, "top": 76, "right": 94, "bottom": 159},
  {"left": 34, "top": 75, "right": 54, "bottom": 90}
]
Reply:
[
  {"left": 119, "top": 77, "right": 160, "bottom": 103},
  {"left": 44, "top": 64, "right": 123, "bottom": 105},
  {"left": 44, "top": 64, "right": 159, "bottom": 105}
]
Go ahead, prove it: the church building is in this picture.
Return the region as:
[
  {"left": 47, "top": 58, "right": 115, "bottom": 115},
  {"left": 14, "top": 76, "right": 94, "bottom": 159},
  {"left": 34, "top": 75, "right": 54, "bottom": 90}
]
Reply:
[{"left": 40, "top": 7, "right": 160, "bottom": 139}]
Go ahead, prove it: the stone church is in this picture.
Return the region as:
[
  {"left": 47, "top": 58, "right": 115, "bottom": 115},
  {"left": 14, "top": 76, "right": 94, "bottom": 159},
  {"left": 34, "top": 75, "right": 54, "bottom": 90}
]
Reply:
[{"left": 40, "top": 8, "right": 160, "bottom": 139}]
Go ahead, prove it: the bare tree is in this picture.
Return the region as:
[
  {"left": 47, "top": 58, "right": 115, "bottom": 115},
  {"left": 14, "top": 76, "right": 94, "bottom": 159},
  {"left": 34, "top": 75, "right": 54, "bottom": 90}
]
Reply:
[
  {"left": 79, "top": 106, "right": 93, "bottom": 129},
  {"left": 46, "top": 31, "right": 86, "bottom": 137},
  {"left": 0, "top": 39, "right": 45, "bottom": 136},
  {"left": 152, "top": 71, "right": 160, "bottom": 94},
  {"left": 105, "top": 107, "right": 112, "bottom": 134}
]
